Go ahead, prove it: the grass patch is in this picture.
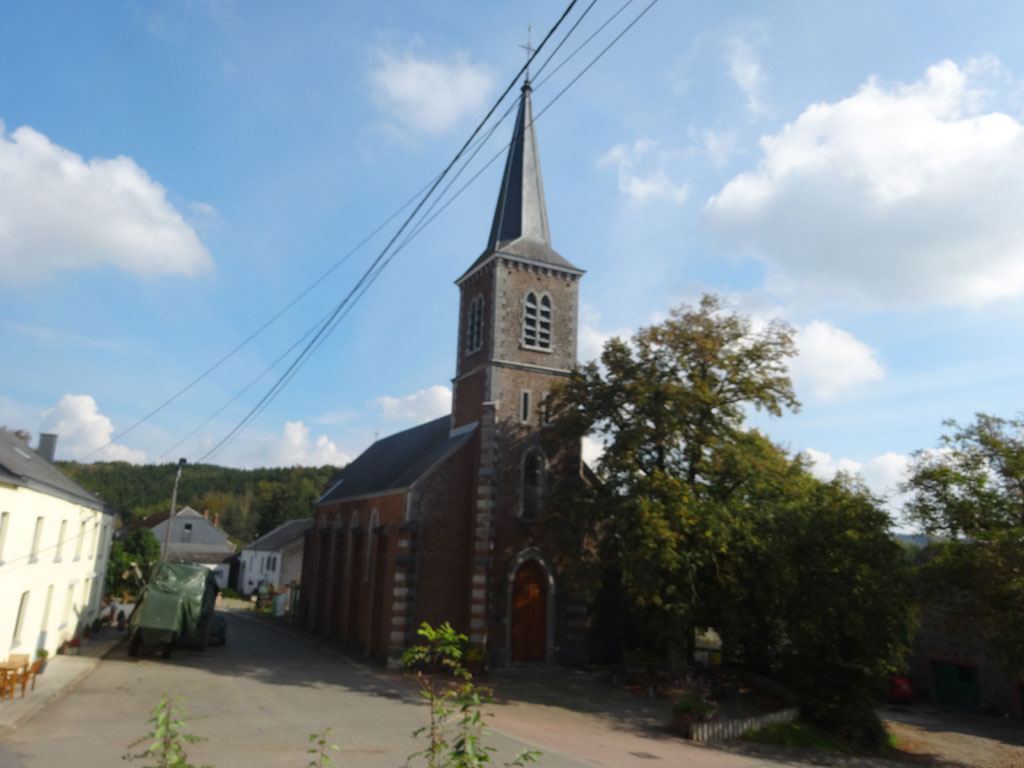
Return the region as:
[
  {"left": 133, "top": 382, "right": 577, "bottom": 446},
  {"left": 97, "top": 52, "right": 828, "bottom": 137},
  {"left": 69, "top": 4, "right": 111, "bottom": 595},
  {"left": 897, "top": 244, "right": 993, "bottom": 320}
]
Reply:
[
  {"left": 743, "top": 720, "right": 901, "bottom": 757},
  {"left": 742, "top": 720, "right": 845, "bottom": 752}
]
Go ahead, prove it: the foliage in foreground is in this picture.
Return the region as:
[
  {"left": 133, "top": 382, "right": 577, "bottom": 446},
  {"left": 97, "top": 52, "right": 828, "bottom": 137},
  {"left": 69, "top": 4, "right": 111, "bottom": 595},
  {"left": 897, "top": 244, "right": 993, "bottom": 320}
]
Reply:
[
  {"left": 402, "top": 622, "right": 539, "bottom": 768},
  {"left": 123, "top": 694, "right": 210, "bottom": 768}
]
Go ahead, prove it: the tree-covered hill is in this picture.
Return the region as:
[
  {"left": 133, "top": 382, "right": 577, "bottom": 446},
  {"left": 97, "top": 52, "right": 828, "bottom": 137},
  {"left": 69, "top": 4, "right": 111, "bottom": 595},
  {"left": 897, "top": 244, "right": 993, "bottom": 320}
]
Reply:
[{"left": 58, "top": 461, "right": 340, "bottom": 545}]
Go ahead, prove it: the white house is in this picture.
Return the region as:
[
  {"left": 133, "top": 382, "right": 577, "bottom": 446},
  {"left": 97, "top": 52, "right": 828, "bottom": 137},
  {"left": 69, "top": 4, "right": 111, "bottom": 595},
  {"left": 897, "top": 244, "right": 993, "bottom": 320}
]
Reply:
[
  {"left": 125, "top": 506, "right": 235, "bottom": 589},
  {"left": 0, "top": 430, "right": 114, "bottom": 660},
  {"left": 238, "top": 518, "right": 312, "bottom": 596}
]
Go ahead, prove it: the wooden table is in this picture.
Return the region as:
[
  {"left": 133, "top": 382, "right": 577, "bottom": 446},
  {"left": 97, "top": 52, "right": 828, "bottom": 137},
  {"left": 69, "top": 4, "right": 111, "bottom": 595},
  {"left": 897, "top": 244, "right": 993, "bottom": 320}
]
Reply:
[{"left": 0, "top": 661, "right": 27, "bottom": 699}]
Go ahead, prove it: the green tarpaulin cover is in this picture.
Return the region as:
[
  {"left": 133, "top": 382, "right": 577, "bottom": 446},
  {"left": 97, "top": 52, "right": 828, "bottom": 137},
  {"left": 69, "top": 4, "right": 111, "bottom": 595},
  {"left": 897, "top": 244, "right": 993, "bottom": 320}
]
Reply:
[{"left": 128, "top": 561, "right": 219, "bottom": 647}]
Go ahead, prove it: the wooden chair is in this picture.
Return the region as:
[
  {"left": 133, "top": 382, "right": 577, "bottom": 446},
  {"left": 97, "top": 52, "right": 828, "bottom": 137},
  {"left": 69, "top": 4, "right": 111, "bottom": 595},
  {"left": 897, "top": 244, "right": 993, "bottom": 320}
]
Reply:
[
  {"left": 0, "top": 669, "right": 14, "bottom": 700},
  {"left": 15, "top": 660, "right": 43, "bottom": 697},
  {"left": 8, "top": 654, "right": 29, "bottom": 669}
]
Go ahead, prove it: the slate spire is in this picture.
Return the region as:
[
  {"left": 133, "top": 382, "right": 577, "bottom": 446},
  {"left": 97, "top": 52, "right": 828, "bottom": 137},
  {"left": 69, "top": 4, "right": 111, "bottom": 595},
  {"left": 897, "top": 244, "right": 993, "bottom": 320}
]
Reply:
[{"left": 487, "top": 80, "right": 552, "bottom": 249}]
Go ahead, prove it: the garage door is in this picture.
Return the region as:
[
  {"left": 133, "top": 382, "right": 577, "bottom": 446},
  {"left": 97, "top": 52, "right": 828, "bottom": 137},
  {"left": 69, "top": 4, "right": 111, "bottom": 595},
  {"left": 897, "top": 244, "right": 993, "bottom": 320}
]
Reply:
[{"left": 933, "top": 661, "right": 980, "bottom": 711}]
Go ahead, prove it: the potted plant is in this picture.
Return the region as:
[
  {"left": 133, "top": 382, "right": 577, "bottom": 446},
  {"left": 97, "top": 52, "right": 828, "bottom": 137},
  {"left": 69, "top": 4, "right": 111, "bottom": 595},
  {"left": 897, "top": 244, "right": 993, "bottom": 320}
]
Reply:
[
  {"left": 672, "top": 691, "right": 717, "bottom": 736},
  {"left": 35, "top": 648, "right": 49, "bottom": 673}
]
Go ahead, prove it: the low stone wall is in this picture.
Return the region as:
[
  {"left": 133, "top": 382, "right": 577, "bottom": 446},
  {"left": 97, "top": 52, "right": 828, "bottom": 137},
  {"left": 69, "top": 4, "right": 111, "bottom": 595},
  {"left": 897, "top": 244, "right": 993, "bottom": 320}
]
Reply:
[{"left": 690, "top": 705, "right": 800, "bottom": 743}]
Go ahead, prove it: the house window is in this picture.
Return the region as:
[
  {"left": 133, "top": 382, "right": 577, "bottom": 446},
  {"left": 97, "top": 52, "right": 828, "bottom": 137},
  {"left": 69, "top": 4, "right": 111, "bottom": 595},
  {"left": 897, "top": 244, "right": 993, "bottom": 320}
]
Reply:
[
  {"left": 55, "top": 520, "right": 67, "bottom": 560},
  {"left": 0, "top": 511, "right": 9, "bottom": 562},
  {"left": 12, "top": 591, "right": 30, "bottom": 646},
  {"left": 466, "top": 295, "right": 484, "bottom": 353},
  {"left": 520, "top": 390, "right": 532, "bottom": 424},
  {"left": 75, "top": 521, "right": 86, "bottom": 560},
  {"left": 41, "top": 584, "right": 54, "bottom": 636},
  {"left": 522, "top": 292, "right": 552, "bottom": 350},
  {"left": 90, "top": 522, "right": 99, "bottom": 558},
  {"left": 62, "top": 585, "right": 74, "bottom": 626},
  {"left": 30, "top": 517, "right": 43, "bottom": 562},
  {"left": 83, "top": 578, "right": 92, "bottom": 614},
  {"left": 522, "top": 450, "right": 546, "bottom": 520}
]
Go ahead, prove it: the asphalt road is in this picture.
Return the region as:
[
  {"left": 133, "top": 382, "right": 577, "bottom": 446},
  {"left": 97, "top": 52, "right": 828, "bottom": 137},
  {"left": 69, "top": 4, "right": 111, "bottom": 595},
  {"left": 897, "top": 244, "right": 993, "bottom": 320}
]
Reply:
[{"left": 0, "top": 612, "right": 590, "bottom": 768}]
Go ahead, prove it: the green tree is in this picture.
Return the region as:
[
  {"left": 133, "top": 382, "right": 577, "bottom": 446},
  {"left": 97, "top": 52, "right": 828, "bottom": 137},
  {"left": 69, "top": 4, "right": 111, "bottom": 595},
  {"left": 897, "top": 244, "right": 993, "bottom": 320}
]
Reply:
[
  {"left": 548, "top": 295, "right": 915, "bottom": 748},
  {"left": 718, "top": 469, "right": 915, "bottom": 749},
  {"left": 903, "top": 412, "right": 1024, "bottom": 673},
  {"left": 106, "top": 529, "right": 162, "bottom": 595},
  {"left": 548, "top": 295, "right": 799, "bottom": 662}
]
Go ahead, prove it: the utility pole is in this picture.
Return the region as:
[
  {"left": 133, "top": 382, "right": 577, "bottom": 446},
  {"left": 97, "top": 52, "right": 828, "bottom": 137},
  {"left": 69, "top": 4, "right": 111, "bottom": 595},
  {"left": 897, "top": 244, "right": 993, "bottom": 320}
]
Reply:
[{"left": 163, "top": 458, "right": 187, "bottom": 561}]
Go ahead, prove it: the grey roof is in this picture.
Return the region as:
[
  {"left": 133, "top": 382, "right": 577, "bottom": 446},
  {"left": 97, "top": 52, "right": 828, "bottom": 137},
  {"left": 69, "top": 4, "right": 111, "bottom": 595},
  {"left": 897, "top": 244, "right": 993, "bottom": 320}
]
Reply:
[
  {"left": 0, "top": 429, "right": 109, "bottom": 512},
  {"left": 318, "top": 415, "right": 474, "bottom": 504},
  {"left": 245, "top": 518, "right": 313, "bottom": 552},
  {"left": 458, "top": 81, "right": 581, "bottom": 283}
]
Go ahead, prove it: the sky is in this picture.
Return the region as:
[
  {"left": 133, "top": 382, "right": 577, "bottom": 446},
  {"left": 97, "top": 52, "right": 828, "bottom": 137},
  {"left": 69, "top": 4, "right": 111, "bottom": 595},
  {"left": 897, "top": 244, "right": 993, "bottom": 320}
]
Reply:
[{"left": 3, "top": 1, "right": 1024, "bottom": 523}]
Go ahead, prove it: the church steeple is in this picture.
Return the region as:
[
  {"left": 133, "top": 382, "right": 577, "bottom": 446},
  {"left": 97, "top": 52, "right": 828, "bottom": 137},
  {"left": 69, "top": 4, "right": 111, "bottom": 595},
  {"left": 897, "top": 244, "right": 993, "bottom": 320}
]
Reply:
[
  {"left": 457, "top": 80, "right": 581, "bottom": 283},
  {"left": 488, "top": 80, "right": 551, "bottom": 249}
]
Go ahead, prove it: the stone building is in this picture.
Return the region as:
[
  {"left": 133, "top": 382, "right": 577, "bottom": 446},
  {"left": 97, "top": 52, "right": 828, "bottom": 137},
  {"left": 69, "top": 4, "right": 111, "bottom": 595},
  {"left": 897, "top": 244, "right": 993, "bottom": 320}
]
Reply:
[{"left": 300, "top": 78, "right": 589, "bottom": 667}]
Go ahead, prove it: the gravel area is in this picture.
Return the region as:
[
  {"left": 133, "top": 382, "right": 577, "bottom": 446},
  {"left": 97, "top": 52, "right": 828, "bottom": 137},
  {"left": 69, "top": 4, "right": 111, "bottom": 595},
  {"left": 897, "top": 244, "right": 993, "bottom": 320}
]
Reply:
[{"left": 883, "top": 705, "right": 1024, "bottom": 768}]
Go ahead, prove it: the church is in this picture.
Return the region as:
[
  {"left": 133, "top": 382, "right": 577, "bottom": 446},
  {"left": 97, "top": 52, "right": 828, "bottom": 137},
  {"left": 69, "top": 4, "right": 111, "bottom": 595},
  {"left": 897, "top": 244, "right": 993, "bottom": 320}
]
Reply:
[{"left": 300, "top": 77, "right": 589, "bottom": 668}]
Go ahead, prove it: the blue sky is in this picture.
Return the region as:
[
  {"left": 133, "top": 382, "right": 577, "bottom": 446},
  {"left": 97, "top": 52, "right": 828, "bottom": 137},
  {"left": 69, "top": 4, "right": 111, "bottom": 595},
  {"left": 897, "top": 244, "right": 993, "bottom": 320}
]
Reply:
[{"left": 3, "top": 1, "right": 1024, "bottom": 520}]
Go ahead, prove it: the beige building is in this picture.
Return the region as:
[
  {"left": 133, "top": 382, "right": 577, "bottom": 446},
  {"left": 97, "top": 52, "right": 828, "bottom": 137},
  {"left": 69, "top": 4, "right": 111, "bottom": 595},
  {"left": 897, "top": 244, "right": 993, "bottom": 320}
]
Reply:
[{"left": 0, "top": 430, "right": 114, "bottom": 660}]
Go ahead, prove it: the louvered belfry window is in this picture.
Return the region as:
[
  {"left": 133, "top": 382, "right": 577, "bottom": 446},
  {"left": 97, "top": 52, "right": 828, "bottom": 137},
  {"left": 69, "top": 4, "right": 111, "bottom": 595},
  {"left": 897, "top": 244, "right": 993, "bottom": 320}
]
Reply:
[
  {"left": 467, "top": 295, "right": 484, "bottom": 353},
  {"left": 523, "top": 292, "right": 552, "bottom": 350}
]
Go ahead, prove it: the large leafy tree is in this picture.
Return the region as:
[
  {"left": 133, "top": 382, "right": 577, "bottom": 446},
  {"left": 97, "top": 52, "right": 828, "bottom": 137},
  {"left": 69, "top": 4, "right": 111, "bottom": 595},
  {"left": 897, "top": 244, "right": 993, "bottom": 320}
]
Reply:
[
  {"left": 548, "top": 295, "right": 799, "bottom": 660},
  {"left": 903, "top": 413, "right": 1024, "bottom": 673},
  {"left": 548, "top": 295, "right": 915, "bottom": 749}
]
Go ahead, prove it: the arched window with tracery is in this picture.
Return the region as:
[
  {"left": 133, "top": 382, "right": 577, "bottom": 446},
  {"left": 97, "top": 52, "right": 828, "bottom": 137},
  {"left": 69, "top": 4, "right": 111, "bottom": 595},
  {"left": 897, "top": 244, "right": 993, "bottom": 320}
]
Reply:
[
  {"left": 466, "top": 295, "right": 484, "bottom": 354},
  {"left": 521, "top": 449, "right": 546, "bottom": 520},
  {"left": 522, "top": 292, "right": 552, "bottom": 350}
]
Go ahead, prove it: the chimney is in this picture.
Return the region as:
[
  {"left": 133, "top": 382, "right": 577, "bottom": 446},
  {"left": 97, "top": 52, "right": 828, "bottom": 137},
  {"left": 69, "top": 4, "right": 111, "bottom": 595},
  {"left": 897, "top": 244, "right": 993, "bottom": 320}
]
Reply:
[
  {"left": 37, "top": 433, "right": 58, "bottom": 463},
  {"left": 203, "top": 509, "right": 209, "bottom": 519}
]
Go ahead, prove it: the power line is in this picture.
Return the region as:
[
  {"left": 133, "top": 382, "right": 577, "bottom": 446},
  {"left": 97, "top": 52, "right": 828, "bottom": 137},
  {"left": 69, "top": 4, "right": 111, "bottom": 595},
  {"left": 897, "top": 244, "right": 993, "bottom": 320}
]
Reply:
[
  {"left": 194, "top": 1, "right": 583, "bottom": 464},
  {"left": 37, "top": 0, "right": 660, "bottom": 536}
]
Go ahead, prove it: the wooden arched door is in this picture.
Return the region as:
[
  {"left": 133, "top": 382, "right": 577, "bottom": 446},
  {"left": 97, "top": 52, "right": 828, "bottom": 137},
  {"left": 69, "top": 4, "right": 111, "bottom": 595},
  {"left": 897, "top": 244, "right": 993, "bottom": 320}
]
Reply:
[{"left": 510, "top": 560, "right": 547, "bottom": 663}]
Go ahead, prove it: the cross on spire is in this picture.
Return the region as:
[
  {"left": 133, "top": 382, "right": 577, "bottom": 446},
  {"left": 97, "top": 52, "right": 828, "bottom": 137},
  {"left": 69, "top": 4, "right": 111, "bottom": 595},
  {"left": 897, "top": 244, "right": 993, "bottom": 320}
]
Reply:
[{"left": 518, "top": 24, "right": 535, "bottom": 81}]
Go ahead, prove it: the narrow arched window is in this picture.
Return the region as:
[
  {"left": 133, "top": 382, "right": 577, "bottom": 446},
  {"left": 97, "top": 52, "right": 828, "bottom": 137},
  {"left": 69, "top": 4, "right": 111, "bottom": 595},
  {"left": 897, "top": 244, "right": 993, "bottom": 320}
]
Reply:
[
  {"left": 522, "top": 450, "right": 546, "bottom": 520},
  {"left": 365, "top": 510, "right": 379, "bottom": 583},
  {"left": 522, "top": 292, "right": 552, "bottom": 350},
  {"left": 466, "top": 295, "right": 484, "bottom": 353}
]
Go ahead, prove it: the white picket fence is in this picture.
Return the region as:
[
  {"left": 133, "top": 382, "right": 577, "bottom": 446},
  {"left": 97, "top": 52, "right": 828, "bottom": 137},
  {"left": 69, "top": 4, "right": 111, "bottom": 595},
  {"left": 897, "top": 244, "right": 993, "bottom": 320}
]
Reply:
[{"left": 689, "top": 705, "right": 800, "bottom": 743}]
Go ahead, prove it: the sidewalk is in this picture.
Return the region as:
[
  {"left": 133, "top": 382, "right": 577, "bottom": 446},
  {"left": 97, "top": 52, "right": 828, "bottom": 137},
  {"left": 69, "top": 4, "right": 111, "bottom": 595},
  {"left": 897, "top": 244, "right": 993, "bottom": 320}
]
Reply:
[{"left": 0, "top": 628, "right": 125, "bottom": 733}]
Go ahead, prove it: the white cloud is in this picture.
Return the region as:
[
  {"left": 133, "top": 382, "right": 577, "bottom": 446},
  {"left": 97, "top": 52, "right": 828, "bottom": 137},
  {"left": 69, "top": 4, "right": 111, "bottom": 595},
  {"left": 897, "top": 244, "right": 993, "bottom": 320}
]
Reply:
[
  {"left": 726, "top": 38, "right": 767, "bottom": 116},
  {"left": 273, "top": 421, "right": 351, "bottom": 467},
  {"left": 577, "top": 304, "right": 634, "bottom": 364},
  {"left": 39, "top": 394, "right": 145, "bottom": 463},
  {"left": 370, "top": 385, "right": 451, "bottom": 423},
  {"left": 803, "top": 448, "right": 911, "bottom": 511},
  {"left": 790, "top": 320, "right": 884, "bottom": 401},
  {"left": 705, "top": 59, "right": 1024, "bottom": 309},
  {"left": 699, "top": 129, "right": 737, "bottom": 167},
  {"left": 369, "top": 50, "right": 493, "bottom": 137},
  {"left": 598, "top": 139, "right": 690, "bottom": 205},
  {"left": 0, "top": 120, "right": 213, "bottom": 284}
]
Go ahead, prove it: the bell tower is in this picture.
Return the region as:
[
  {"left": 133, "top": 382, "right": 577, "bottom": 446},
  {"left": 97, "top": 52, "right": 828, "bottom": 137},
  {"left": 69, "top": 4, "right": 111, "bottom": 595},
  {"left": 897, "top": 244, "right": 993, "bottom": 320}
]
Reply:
[{"left": 452, "top": 79, "right": 584, "bottom": 432}]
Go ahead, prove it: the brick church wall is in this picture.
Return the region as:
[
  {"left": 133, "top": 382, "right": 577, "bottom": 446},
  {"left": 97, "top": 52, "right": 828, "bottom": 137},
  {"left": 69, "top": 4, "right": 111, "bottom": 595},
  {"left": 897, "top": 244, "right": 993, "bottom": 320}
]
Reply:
[{"left": 411, "top": 438, "right": 476, "bottom": 637}]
